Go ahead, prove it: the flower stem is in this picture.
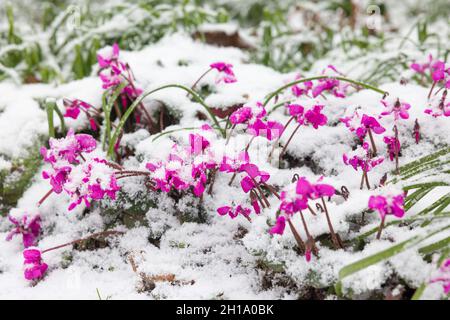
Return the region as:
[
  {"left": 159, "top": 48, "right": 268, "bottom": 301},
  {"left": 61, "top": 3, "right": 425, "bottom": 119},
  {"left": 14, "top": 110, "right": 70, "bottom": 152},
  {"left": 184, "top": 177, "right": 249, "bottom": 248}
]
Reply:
[
  {"left": 37, "top": 189, "right": 53, "bottom": 207},
  {"left": 394, "top": 125, "right": 400, "bottom": 174},
  {"left": 287, "top": 219, "right": 305, "bottom": 253},
  {"left": 190, "top": 68, "right": 213, "bottom": 93},
  {"left": 263, "top": 76, "right": 388, "bottom": 107},
  {"left": 321, "top": 197, "right": 343, "bottom": 249},
  {"left": 42, "top": 230, "right": 124, "bottom": 254},
  {"left": 280, "top": 122, "right": 302, "bottom": 158},
  {"left": 428, "top": 81, "right": 436, "bottom": 100},
  {"left": 376, "top": 216, "right": 386, "bottom": 240},
  {"left": 367, "top": 128, "right": 377, "bottom": 156},
  {"left": 268, "top": 115, "right": 295, "bottom": 159}
]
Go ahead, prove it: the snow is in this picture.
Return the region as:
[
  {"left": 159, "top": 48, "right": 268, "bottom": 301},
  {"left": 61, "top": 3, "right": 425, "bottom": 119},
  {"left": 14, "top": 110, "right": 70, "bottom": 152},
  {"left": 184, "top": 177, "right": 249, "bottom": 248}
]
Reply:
[{"left": 0, "top": 1, "right": 449, "bottom": 300}]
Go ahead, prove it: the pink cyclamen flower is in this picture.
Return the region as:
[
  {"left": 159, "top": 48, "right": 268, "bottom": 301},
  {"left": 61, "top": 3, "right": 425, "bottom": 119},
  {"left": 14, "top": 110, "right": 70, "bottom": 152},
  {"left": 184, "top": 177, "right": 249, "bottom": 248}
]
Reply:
[
  {"left": 343, "top": 143, "right": 384, "bottom": 172},
  {"left": 304, "top": 105, "right": 327, "bottom": 129},
  {"left": 289, "top": 74, "right": 313, "bottom": 97},
  {"left": 23, "top": 248, "right": 48, "bottom": 281},
  {"left": 383, "top": 136, "right": 401, "bottom": 161},
  {"left": 269, "top": 215, "right": 286, "bottom": 235},
  {"left": 6, "top": 209, "right": 41, "bottom": 248},
  {"left": 64, "top": 158, "right": 120, "bottom": 211},
  {"left": 63, "top": 99, "right": 91, "bottom": 120},
  {"left": 248, "top": 119, "right": 284, "bottom": 141},
  {"left": 430, "top": 259, "right": 450, "bottom": 294},
  {"left": 217, "top": 205, "right": 252, "bottom": 219},
  {"left": 380, "top": 99, "right": 411, "bottom": 120},
  {"left": 239, "top": 163, "right": 270, "bottom": 193},
  {"left": 40, "top": 129, "right": 97, "bottom": 165},
  {"left": 287, "top": 104, "right": 305, "bottom": 124},
  {"left": 312, "top": 66, "right": 349, "bottom": 98},
  {"left": 368, "top": 192, "right": 405, "bottom": 219},
  {"left": 210, "top": 62, "right": 237, "bottom": 83}
]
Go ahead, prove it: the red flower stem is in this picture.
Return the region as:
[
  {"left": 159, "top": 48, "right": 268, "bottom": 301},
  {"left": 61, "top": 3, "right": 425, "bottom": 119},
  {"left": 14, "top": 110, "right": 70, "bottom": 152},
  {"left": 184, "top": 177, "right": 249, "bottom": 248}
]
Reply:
[
  {"left": 190, "top": 68, "right": 213, "bottom": 93},
  {"left": 321, "top": 197, "right": 343, "bottom": 249},
  {"left": 287, "top": 219, "right": 305, "bottom": 253},
  {"left": 394, "top": 125, "right": 400, "bottom": 174},
  {"left": 299, "top": 211, "right": 318, "bottom": 255},
  {"left": 42, "top": 230, "right": 124, "bottom": 254},
  {"left": 376, "top": 216, "right": 386, "bottom": 240},
  {"left": 207, "top": 168, "right": 218, "bottom": 195},
  {"left": 37, "top": 189, "right": 53, "bottom": 207},
  {"left": 79, "top": 153, "right": 86, "bottom": 162},
  {"left": 280, "top": 123, "right": 302, "bottom": 158},
  {"left": 268, "top": 116, "right": 295, "bottom": 158},
  {"left": 251, "top": 178, "right": 270, "bottom": 207},
  {"left": 364, "top": 170, "right": 371, "bottom": 189},
  {"left": 367, "top": 128, "right": 377, "bottom": 156},
  {"left": 427, "top": 81, "right": 436, "bottom": 100}
]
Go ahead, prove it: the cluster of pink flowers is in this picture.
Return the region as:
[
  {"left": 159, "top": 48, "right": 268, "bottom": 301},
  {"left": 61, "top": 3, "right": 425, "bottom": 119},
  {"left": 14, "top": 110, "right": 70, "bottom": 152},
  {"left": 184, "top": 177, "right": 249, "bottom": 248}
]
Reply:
[
  {"left": 271, "top": 177, "right": 335, "bottom": 235},
  {"left": 40, "top": 130, "right": 119, "bottom": 210},
  {"left": 343, "top": 143, "right": 384, "bottom": 172},
  {"left": 368, "top": 191, "right": 405, "bottom": 219},
  {"left": 23, "top": 248, "right": 48, "bottom": 281},
  {"left": 287, "top": 104, "right": 328, "bottom": 129},
  {"left": 97, "top": 43, "right": 142, "bottom": 99},
  {"left": 6, "top": 209, "right": 41, "bottom": 248},
  {"left": 430, "top": 259, "right": 450, "bottom": 295},
  {"left": 146, "top": 132, "right": 216, "bottom": 197},
  {"left": 340, "top": 112, "right": 386, "bottom": 140},
  {"left": 230, "top": 102, "right": 284, "bottom": 141},
  {"left": 383, "top": 136, "right": 401, "bottom": 161},
  {"left": 217, "top": 205, "right": 252, "bottom": 219},
  {"left": 210, "top": 62, "right": 237, "bottom": 83},
  {"left": 62, "top": 99, "right": 99, "bottom": 131},
  {"left": 411, "top": 55, "right": 450, "bottom": 88}
]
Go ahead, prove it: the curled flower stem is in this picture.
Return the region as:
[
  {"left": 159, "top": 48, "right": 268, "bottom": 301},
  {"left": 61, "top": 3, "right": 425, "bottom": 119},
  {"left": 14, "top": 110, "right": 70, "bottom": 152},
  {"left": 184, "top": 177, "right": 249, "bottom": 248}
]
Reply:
[
  {"left": 37, "top": 189, "right": 54, "bottom": 207},
  {"left": 287, "top": 219, "right": 305, "bottom": 253},
  {"left": 263, "top": 76, "right": 388, "bottom": 107},
  {"left": 308, "top": 205, "right": 317, "bottom": 216},
  {"left": 42, "top": 230, "right": 124, "bottom": 254},
  {"left": 280, "top": 122, "right": 302, "bottom": 158},
  {"left": 376, "top": 216, "right": 386, "bottom": 240},
  {"left": 321, "top": 197, "right": 343, "bottom": 249},
  {"left": 268, "top": 116, "right": 296, "bottom": 158}
]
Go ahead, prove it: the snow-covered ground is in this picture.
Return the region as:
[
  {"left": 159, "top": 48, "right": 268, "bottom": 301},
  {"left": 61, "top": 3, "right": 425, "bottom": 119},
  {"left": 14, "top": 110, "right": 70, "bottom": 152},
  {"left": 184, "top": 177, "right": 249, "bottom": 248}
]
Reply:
[{"left": 0, "top": 1, "right": 449, "bottom": 300}]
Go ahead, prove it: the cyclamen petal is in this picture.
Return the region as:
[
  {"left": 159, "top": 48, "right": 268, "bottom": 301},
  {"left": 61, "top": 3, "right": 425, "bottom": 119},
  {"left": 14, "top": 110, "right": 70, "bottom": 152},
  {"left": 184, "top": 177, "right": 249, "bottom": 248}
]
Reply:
[{"left": 269, "top": 216, "right": 286, "bottom": 235}]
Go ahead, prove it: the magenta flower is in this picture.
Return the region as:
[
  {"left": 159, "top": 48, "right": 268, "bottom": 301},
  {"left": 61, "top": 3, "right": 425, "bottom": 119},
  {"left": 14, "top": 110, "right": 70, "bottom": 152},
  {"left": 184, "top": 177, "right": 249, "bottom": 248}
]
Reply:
[
  {"left": 217, "top": 205, "right": 252, "bottom": 219},
  {"left": 380, "top": 99, "right": 411, "bottom": 120},
  {"left": 219, "top": 152, "right": 250, "bottom": 173},
  {"left": 288, "top": 74, "right": 313, "bottom": 97},
  {"left": 6, "top": 209, "right": 41, "bottom": 248},
  {"left": 383, "top": 136, "right": 401, "bottom": 161},
  {"left": 269, "top": 215, "right": 286, "bottom": 235},
  {"left": 343, "top": 143, "right": 384, "bottom": 172},
  {"left": 63, "top": 99, "right": 92, "bottom": 120},
  {"left": 210, "top": 62, "right": 237, "bottom": 83},
  {"left": 312, "top": 76, "right": 348, "bottom": 98},
  {"left": 279, "top": 182, "right": 309, "bottom": 215},
  {"left": 23, "top": 248, "right": 48, "bottom": 281},
  {"left": 304, "top": 105, "right": 327, "bottom": 129},
  {"left": 64, "top": 158, "right": 120, "bottom": 211},
  {"left": 287, "top": 104, "right": 305, "bottom": 124},
  {"left": 230, "top": 106, "right": 252, "bottom": 124},
  {"left": 248, "top": 119, "right": 284, "bottom": 141},
  {"left": 40, "top": 129, "right": 97, "bottom": 165},
  {"left": 238, "top": 163, "right": 270, "bottom": 193},
  {"left": 368, "top": 192, "right": 405, "bottom": 219},
  {"left": 430, "top": 259, "right": 450, "bottom": 294}
]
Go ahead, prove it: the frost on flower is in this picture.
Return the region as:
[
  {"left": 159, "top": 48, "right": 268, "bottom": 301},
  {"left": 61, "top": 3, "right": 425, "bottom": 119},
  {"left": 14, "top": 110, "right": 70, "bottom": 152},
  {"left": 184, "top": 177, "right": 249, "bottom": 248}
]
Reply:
[
  {"left": 368, "top": 187, "right": 405, "bottom": 219},
  {"left": 210, "top": 62, "right": 237, "bottom": 83},
  {"left": 380, "top": 98, "right": 411, "bottom": 120},
  {"left": 424, "top": 90, "right": 450, "bottom": 117},
  {"left": 64, "top": 158, "right": 120, "bottom": 210},
  {"left": 6, "top": 208, "right": 41, "bottom": 248},
  {"left": 23, "top": 248, "right": 48, "bottom": 281}
]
